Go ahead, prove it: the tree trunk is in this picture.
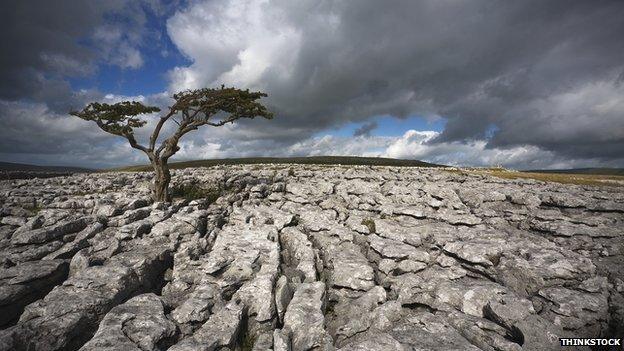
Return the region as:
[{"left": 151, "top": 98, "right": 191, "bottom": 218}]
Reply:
[{"left": 151, "top": 159, "right": 171, "bottom": 202}]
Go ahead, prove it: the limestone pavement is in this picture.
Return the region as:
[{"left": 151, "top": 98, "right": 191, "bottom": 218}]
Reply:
[{"left": 0, "top": 165, "right": 622, "bottom": 350}]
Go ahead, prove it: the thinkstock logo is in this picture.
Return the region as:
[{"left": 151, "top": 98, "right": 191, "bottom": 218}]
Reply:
[{"left": 560, "top": 338, "right": 622, "bottom": 348}]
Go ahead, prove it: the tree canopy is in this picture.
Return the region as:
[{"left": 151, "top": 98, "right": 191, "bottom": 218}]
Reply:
[
  {"left": 70, "top": 85, "right": 273, "bottom": 201},
  {"left": 70, "top": 86, "right": 273, "bottom": 159}
]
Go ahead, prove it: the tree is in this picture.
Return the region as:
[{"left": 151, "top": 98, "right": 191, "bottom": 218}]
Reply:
[{"left": 71, "top": 86, "right": 273, "bottom": 202}]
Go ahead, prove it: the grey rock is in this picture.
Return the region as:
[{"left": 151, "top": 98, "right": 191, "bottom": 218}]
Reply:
[
  {"left": 0, "top": 165, "right": 621, "bottom": 350},
  {"left": 329, "top": 286, "right": 386, "bottom": 346},
  {"left": 330, "top": 243, "right": 375, "bottom": 291},
  {"left": 369, "top": 234, "right": 430, "bottom": 262},
  {"left": 275, "top": 275, "right": 293, "bottom": 324},
  {"left": 0, "top": 259, "right": 69, "bottom": 327},
  {"left": 514, "top": 314, "right": 564, "bottom": 350},
  {"left": 374, "top": 219, "right": 423, "bottom": 247},
  {"left": 0, "top": 264, "right": 141, "bottom": 351},
  {"left": 80, "top": 293, "right": 176, "bottom": 351},
  {"left": 443, "top": 239, "right": 506, "bottom": 267},
  {"left": 172, "top": 282, "right": 220, "bottom": 325},
  {"left": 280, "top": 227, "right": 317, "bottom": 282},
  {"left": 395, "top": 259, "right": 427, "bottom": 274},
  {"left": 283, "top": 282, "right": 334, "bottom": 351},
  {"left": 447, "top": 311, "right": 522, "bottom": 351},
  {"left": 388, "top": 312, "right": 481, "bottom": 350},
  {"left": 44, "top": 222, "right": 104, "bottom": 260},
  {"left": 11, "top": 216, "right": 96, "bottom": 245},
  {"left": 538, "top": 286, "right": 609, "bottom": 332},
  {"left": 170, "top": 300, "right": 245, "bottom": 351},
  {"left": 338, "top": 333, "right": 405, "bottom": 351},
  {"left": 273, "top": 329, "right": 291, "bottom": 351},
  {"left": 510, "top": 191, "right": 542, "bottom": 207},
  {"left": 0, "top": 242, "right": 171, "bottom": 351},
  {"left": 251, "top": 332, "right": 274, "bottom": 351},
  {"left": 1, "top": 216, "right": 27, "bottom": 227},
  {"left": 483, "top": 294, "right": 535, "bottom": 330}
]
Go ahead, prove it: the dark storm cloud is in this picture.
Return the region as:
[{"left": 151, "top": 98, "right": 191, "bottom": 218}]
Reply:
[
  {"left": 0, "top": 0, "right": 166, "bottom": 110},
  {"left": 353, "top": 122, "right": 378, "bottom": 137},
  {"left": 168, "top": 0, "right": 624, "bottom": 163},
  {"left": 0, "top": 100, "right": 108, "bottom": 155},
  {"left": 0, "top": 0, "right": 182, "bottom": 162},
  {"left": 0, "top": 0, "right": 96, "bottom": 103}
]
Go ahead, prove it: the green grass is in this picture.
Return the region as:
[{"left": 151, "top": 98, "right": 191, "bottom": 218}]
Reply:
[
  {"left": 449, "top": 168, "right": 624, "bottom": 187},
  {"left": 361, "top": 218, "right": 376, "bottom": 233},
  {"left": 108, "top": 156, "right": 443, "bottom": 172},
  {"left": 526, "top": 168, "right": 624, "bottom": 176},
  {"left": 23, "top": 202, "right": 43, "bottom": 215},
  {"left": 170, "top": 183, "right": 222, "bottom": 202}
]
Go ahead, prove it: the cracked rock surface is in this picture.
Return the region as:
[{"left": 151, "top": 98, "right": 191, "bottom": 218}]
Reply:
[{"left": 0, "top": 165, "right": 622, "bottom": 350}]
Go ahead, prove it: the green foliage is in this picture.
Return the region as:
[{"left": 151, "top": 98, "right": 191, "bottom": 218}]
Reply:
[
  {"left": 446, "top": 168, "right": 624, "bottom": 187},
  {"left": 171, "top": 86, "right": 274, "bottom": 123},
  {"left": 171, "top": 183, "right": 221, "bottom": 203},
  {"left": 288, "top": 167, "right": 295, "bottom": 177},
  {"left": 486, "top": 253, "right": 502, "bottom": 266},
  {"left": 70, "top": 101, "right": 159, "bottom": 136},
  {"left": 23, "top": 201, "right": 42, "bottom": 215},
  {"left": 361, "top": 218, "right": 376, "bottom": 233}
]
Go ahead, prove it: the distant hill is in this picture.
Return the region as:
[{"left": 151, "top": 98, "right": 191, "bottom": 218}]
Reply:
[
  {"left": 0, "top": 161, "right": 93, "bottom": 173},
  {"left": 526, "top": 168, "right": 624, "bottom": 176},
  {"left": 113, "top": 156, "right": 444, "bottom": 172}
]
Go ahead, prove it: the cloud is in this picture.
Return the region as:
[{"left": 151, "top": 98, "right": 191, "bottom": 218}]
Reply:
[
  {"left": 3, "top": 92, "right": 621, "bottom": 170},
  {"left": 383, "top": 131, "right": 559, "bottom": 169},
  {"left": 93, "top": 25, "right": 145, "bottom": 70},
  {"left": 0, "top": 91, "right": 172, "bottom": 167},
  {"left": 487, "top": 79, "right": 624, "bottom": 159},
  {"left": 353, "top": 121, "right": 378, "bottom": 137},
  {"left": 0, "top": 99, "right": 140, "bottom": 168},
  {"left": 276, "top": 131, "right": 624, "bottom": 170},
  {"left": 165, "top": 0, "right": 624, "bottom": 164},
  {"left": 167, "top": 0, "right": 302, "bottom": 89},
  {"left": 0, "top": 0, "right": 164, "bottom": 109}
]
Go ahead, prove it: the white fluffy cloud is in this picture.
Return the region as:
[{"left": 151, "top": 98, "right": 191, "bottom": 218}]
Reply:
[
  {"left": 167, "top": 0, "right": 302, "bottom": 91},
  {"left": 93, "top": 25, "right": 145, "bottom": 70},
  {"left": 384, "top": 131, "right": 558, "bottom": 169}
]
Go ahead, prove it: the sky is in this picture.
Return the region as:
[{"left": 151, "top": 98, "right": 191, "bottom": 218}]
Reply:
[{"left": 1, "top": 0, "right": 623, "bottom": 170}]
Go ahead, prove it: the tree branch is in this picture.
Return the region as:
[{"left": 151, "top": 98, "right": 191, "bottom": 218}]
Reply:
[
  {"left": 125, "top": 132, "right": 150, "bottom": 154},
  {"left": 149, "top": 109, "right": 176, "bottom": 151}
]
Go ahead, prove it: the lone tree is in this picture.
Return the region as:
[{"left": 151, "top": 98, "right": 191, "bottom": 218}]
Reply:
[{"left": 71, "top": 86, "right": 273, "bottom": 202}]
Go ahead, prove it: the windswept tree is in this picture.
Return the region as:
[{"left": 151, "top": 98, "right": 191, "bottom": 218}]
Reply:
[{"left": 71, "top": 86, "right": 273, "bottom": 202}]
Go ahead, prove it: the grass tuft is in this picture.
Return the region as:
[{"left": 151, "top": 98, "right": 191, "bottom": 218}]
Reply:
[
  {"left": 361, "top": 218, "right": 376, "bottom": 233},
  {"left": 171, "top": 183, "right": 222, "bottom": 202}
]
